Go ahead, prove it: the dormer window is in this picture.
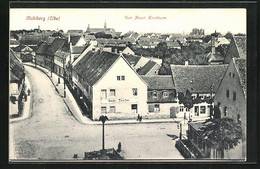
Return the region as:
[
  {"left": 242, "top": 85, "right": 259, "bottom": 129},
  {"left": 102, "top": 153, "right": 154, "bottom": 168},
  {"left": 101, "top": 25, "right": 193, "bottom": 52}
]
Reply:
[
  {"left": 153, "top": 91, "right": 158, "bottom": 98},
  {"left": 163, "top": 91, "right": 169, "bottom": 98}
]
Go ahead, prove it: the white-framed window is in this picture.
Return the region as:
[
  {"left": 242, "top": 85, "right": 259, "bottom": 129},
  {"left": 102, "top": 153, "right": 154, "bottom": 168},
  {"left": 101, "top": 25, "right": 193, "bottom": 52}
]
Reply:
[
  {"left": 110, "top": 106, "right": 116, "bottom": 113},
  {"left": 233, "top": 91, "right": 236, "bottom": 101},
  {"left": 110, "top": 89, "right": 116, "bottom": 96},
  {"left": 132, "top": 88, "right": 137, "bottom": 96},
  {"left": 200, "top": 106, "right": 206, "bottom": 114},
  {"left": 131, "top": 104, "right": 138, "bottom": 113},
  {"left": 180, "top": 106, "right": 184, "bottom": 112},
  {"left": 101, "top": 89, "right": 107, "bottom": 99},
  {"left": 117, "top": 76, "right": 120, "bottom": 81},
  {"left": 154, "top": 104, "right": 160, "bottom": 113},
  {"left": 163, "top": 91, "right": 169, "bottom": 98},
  {"left": 101, "top": 107, "right": 107, "bottom": 114},
  {"left": 152, "top": 91, "right": 157, "bottom": 98},
  {"left": 121, "top": 76, "right": 125, "bottom": 80}
]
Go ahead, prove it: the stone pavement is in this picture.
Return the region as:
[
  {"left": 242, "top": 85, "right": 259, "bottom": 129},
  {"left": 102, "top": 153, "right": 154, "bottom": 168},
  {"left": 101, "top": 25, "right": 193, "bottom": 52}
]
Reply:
[{"left": 23, "top": 63, "right": 209, "bottom": 126}]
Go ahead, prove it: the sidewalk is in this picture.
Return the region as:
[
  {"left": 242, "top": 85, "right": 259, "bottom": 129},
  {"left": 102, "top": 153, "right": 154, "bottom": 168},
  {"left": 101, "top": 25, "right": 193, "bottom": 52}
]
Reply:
[
  {"left": 10, "top": 75, "right": 32, "bottom": 123},
  {"left": 24, "top": 63, "right": 209, "bottom": 126}
]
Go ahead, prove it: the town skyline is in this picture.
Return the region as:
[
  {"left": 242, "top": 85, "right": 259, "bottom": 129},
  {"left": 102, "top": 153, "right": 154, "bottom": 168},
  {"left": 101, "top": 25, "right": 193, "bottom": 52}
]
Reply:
[{"left": 10, "top": 8, "right": 246, "bottom": 35}]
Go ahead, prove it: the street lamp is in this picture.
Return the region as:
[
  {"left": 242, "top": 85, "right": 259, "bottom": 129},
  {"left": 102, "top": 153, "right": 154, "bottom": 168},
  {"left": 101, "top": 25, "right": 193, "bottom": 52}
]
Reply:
[{"left": 99, "top": 115, "right": 109, "bottom": 150}]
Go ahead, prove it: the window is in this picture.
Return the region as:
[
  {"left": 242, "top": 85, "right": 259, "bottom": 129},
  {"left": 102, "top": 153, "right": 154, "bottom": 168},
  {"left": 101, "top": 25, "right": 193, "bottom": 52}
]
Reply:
[
  {"left": 154, "top": 104, "right": 160, "bottom": 113},
  {"left": 117, "top": 76, "right": 120, "bottom": 80},
  {"left": 180, "top": 106, "right": 184, "bottom": 112},
  {"left": 186, "top": 108, "right": 189, "bottom": 111},
  {"left": 200, "top": 106, "right": 206, "bottom": 114},
  {"left": 132, "top": 88, "right": 137, "bottom": 96},
  {"left": 226, "top": 90, "right": 229, "bottom": 98},
  {"left": 152, "top": 91, "right": 157, "bottom": 98},
  {"left": 131, "top": 104, "right": 138, "bottom": 113},
  {"left": 224, "top": 107, "right": 227, "bottom": 117},
  {"left": 229, "top": 72, "right": 231, "bottom": 77},
  {"left": 110, "top": 106, "right": 116, "bottom": 113},
  {"left": 110, "top": 89, "right": 116, "bottom": 96},
  {"left": 101, "top": 89, "right": 107, "bottom": 99},
  {"left": 163, "top": 91, "right": 169, "bottom": 98},
  {"left": 233, "top": 73, "right": 235, "bottom": 78},
  {"left": 121, "top": 76, "right": 125, "bottom": 80},
  {"left": 233, "top": 92, "right": 236, "bottom": 101},
  {"left": 101, "top": 107, "right": 107, "bottom": 114},
  {"left": 148, "top": 105, "right": 154, "bottom": 112},
  {"left": 194, "top": 106, "right": 199, "bottom": 116},
  {"left": 237, "top": 114, "right": 241, "bottom": 124}
]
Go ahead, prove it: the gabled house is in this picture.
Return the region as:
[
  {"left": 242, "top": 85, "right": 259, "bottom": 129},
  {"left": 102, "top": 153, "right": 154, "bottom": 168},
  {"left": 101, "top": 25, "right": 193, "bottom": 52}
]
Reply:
[
  {"left": 137, "top": 60, "right": 160, "bottom": 75},
  {"left": 214, "top": 58, "right": 246, "bottom": 159},
  {"left": 69, "top": 35, "right": 87, "bottom": 46},
  {"left": 72, "top": 50, "right": 147, "bottom": 120},
  {"left": 141, "top": 75, "right": 178, "bottom": 119},
  {"left": 166, "top": 40, "right": 181, "bottom": 49},
  {"left": 35, "top": 41, "right": 49, "bottom": 67},
  {"left": 121, "top": 53, "right": 141, "bottom": 70},
  {"left": 224, "top": 36, "right": 246, "bottom": 64},
  {"left": 170, "top": 64, "right": 228, "bottom": 120}
]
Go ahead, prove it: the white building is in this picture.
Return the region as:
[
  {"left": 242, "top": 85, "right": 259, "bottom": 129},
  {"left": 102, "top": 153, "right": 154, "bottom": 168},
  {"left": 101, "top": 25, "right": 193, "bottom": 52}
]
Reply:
[
  {"left": 72, "top": 50, "right": 148, "bottom": 120},
  {"left": 170, "top": 64, "right": 228, "bottom": 120}
]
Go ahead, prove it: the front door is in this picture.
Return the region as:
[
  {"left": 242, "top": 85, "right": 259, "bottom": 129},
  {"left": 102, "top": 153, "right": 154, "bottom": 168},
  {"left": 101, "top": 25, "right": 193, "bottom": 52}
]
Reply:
[{"left": 131, "top": 104, "right": 138, "bottom": 113}]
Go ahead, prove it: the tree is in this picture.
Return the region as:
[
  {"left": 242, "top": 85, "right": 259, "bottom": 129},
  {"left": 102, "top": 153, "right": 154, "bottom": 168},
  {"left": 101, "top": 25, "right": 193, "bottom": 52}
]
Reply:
[
  {"left": 178, "top": 90, "right": 194, "bottom": 120},
  {"left": 199, "top": 118, "right": 242, "bottom": 158}
]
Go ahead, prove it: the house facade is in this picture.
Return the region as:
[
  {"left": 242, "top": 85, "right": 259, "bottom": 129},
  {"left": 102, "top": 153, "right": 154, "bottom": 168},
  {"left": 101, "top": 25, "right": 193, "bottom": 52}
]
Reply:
[
  {"left": 214, "top": 58, "right": 246, "bottom": 159},
  {"left": 170, "top": 64, "right": 228, "bottom": 120},
  {"left": 141, "top": 75, "right": 178, "bottom": 119},
  {"left": 72, "top": 50, "right": 147, "bottom": 120}
]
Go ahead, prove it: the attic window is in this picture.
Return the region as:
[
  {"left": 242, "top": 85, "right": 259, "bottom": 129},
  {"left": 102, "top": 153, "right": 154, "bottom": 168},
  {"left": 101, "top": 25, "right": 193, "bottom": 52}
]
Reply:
[{"left": 190, "top": 80, "right": 193, "bottom": 84}]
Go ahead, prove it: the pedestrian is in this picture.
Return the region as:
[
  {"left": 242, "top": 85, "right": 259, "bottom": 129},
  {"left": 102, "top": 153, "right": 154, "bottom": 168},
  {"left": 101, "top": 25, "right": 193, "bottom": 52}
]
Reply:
[
  {"left": 117, "top": 142, "right": 121, "bottom": 152},
  {"left": 137, "top": 114, "right": 140, "bottom": 121},
  {"left": 27, "top": 88, "right": 31, "bottom": 96},
  {"left": 139, "top": 116, "right": 142, "bottom": 122}
]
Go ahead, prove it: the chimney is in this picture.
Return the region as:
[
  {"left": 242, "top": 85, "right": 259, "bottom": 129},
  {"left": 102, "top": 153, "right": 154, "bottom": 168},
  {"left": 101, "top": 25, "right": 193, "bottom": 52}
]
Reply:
[{"left": 185, "top": 61, "right": 189, "bottom": 66}]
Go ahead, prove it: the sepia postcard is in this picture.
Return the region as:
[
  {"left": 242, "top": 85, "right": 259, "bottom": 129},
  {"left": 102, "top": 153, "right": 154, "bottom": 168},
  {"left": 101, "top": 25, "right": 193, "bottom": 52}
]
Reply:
[{"left": 9, "top": 5, "right": 248, "bottom": 162}]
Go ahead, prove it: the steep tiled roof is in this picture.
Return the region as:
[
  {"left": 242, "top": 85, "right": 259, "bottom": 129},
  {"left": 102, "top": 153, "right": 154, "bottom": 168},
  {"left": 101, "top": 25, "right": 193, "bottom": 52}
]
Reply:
[
  {"left": 170, "top": 64, "right": 228, "bottom": 93},
  {"left": 122, "top": 54, "right": 141, "bottom": 67},
  {"left": 72, "top": 46, "right": 87, "bottom": 54},
  {"left": 141, "top": 75, "right": 174, "bottom": 90},
  {"left": 36, "top": 41, "right": 49, "bottom": 55},
  {"left": 233, "top": 36, "right": 246, "bottom": 59},
  {"left": 70, "top": 36, "right": 83, "bottom": 46},
  {"left": 10, "top": 49, "right": 24, "bottom": 81},
  {"left": 233, "top": 58, "right": 246, "bottom": 97},
  {"left": 137, "top": 60, "right": 157, "bottom": 75},
  {"left": 46, "top": 38, "right": 67, "bottom": 55},
  {"left": 73, "top": 51, "right": 120, "bottom": 86},
  {"left": 20, "top": 35, "right": 42, "bottom": 45}
]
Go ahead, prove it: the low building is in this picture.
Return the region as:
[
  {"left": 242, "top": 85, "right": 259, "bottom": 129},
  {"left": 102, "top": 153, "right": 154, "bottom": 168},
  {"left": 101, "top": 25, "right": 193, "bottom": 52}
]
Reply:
[
  {"left": 170, "top": 64, "right": 228, "bottom": 120},
  {"left": 72, "top": 50, "right": 147, "bottom": 120},
  {"left": 10, "top": 49, "right": 25, "bottom": 115},
  {"left": 141, "top": 75, "right": 178, "bottom": 119},
  {"left": 214, "top": 58, "right": 246, "bottom": 159}
]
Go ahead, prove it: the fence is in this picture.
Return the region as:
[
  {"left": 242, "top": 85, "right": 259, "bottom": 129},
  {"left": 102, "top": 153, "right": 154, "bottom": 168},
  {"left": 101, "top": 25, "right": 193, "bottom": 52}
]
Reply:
[{"left": 175, "top": 139, "right": 196, "bottom": 159}]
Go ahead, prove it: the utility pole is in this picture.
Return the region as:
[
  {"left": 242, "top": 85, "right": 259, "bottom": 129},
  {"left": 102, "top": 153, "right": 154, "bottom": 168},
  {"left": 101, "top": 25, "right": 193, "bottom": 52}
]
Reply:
[
  {"left": 63, "top": 58, "right": 66, "bottom": 98},
  {"left": 99, "top": 115, "right": 108, "bottom": 151}
]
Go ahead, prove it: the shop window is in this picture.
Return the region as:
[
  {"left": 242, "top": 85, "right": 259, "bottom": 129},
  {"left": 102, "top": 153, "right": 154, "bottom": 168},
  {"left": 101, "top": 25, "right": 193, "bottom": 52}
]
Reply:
[
  {"left": 101, "top": 89, "right": 107, "bottom": 99},
  {"left": 132, "top": 88, "right": 138, "bottom": 96},
  {"left": 110, "top": 89, "right": 116, "bottom": 96},
  {"left": 110, "top": 106, "right": 116, "bottom": 113},
  {"left": 180, "top": 106, "right": 184, "bottom": 112},
  {"left": 226, "top": 90, "right": 229, "bottom": 98},
  {"left": 233, "top": 91, "right": 236, "bottom": 101},
  {"left": 101, "top": 107, "right": 107, "bottom": 114},
  {"left": 152, "top": 91, "right": 157, "bottom": 98},
  {"left": 154, "top": 104, "right": 160, "bottom": 113},
  {"left": 200, "top": 106, "right": 206, "bottom": 114}
]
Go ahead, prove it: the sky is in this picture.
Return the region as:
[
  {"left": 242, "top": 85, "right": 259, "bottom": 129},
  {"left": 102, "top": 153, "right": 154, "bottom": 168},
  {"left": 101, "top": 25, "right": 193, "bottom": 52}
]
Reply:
[{"left": 10, "top": 8, "right": 246, "bottom": 35}]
